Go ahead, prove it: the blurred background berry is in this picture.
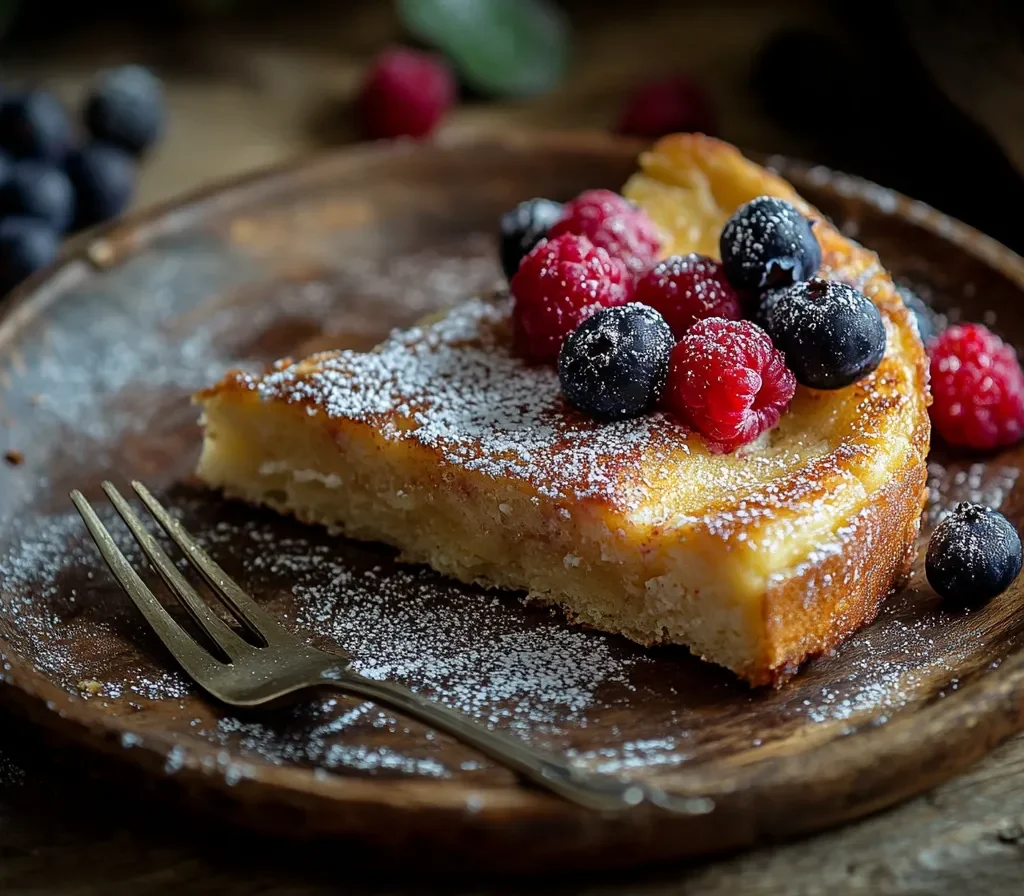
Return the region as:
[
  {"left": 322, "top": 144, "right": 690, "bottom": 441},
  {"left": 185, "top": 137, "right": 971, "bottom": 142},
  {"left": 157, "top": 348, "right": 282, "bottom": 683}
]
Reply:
[
  {"left": 0, "top": 0, "right": 1020, "bottom": 293},
  {"left": 0, "top": 63, "right": 161, "bottom": 292}
]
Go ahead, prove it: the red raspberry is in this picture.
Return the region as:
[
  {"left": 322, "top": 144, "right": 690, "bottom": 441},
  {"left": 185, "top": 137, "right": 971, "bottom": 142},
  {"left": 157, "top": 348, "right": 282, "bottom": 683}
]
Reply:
[
  {"left": 615, "top": 74, "right": 716, "bottom": 139},
  {"left": 548, "top": 189, "right": 662, "bottom": 275},
  {"left": 664, "top": 317, "right": 796, "bottom": 453},
  {"left": 358, "top": 48, "right": 455, "bottom": 140},
  {"left": 510, "top": 233, "right": 633, "bottom": 363},
  {"left": 634, "top": 254, "right": 741, "bottom": 337},
  {"left": 929, "top": 323, "right": 1024, "bottom": 450}
]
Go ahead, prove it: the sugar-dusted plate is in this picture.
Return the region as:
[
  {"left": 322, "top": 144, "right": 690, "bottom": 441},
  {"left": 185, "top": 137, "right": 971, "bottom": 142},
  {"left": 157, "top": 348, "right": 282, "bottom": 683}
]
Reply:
[{"left": 1, "top": 133, "right": 1023, "bottom": 871}]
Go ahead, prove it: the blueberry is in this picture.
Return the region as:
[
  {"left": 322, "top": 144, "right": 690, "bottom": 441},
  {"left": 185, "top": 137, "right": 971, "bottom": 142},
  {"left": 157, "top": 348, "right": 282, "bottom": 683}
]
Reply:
[
  {"left": 499, "top": 197, "right": 563, "bottom": 281},
  {"left": 0, "top": 217, "right": 59, "bottom": 294},
  {"left": 0, "top": 160, "right": 75, "bottom": 232},
  {"left": 66, "top": 143, "right": 136, "bottom": 229},
  {"left": 926, "top": 502, "right": 1022, "bottom": 605},
  {"left": 896, "top": 284, "right": 939, "bottom": 345},
  {"left": 757, "top": 278, "right": 886, "bottom": 390},
  {"left": 0, "top": 90, "right": 74, "bottom": 162},
  {"left": 720, "top": 196, "right": 821, "bottom": 293},
  {"left": 83, "top": 65, "right": 166, "bottom": 156},
  {"left": 558, "top": 303, "right": 674, "bottom": 421}
]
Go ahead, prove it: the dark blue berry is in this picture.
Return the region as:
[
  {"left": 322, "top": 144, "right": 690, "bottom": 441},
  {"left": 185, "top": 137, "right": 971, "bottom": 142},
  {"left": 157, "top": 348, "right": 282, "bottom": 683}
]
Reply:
[
  {"left": 757, "top": 278, "right": 886, "bottom": 390},
  {"left": 0, "top": 160, "right": 75, "bottom": 232},
  {"left": 558, "top": 303, "right": 674, "bottom": 421},
  {"left": 0, "top": 90, "right": 73, "bottom": 162},
  {"left": 720, "top": 196, "right": 820, "bottom": 293},
  {"left": 83, "top": 65, "right": 166, "bottom": 156},
  {"left": 926, "top": 502, "right": 1022, "bottom": 605},
  {"left": 499, "top": 197, "right": 563, "bottom": 281},
  {"left": 896, "top": 284, "right": 939, "bottom": 345},
  {"left": 66, "top": 143, "right": 136, "bottom": 229},
  {"left": 0, "top": 217, "right": 59, "bottom": 294}
]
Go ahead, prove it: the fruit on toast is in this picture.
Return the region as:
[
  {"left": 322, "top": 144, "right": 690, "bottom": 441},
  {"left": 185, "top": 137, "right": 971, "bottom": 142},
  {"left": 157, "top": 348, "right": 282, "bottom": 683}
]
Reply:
[{"left": 195, "top": 135, "right": 930, "bottom": 685}]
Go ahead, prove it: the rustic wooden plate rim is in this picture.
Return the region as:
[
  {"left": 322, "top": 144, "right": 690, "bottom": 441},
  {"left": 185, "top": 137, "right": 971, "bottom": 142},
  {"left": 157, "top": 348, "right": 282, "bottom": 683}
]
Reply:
[{"left": 2, "top": 130, "right": 1024, "bottom": 838}]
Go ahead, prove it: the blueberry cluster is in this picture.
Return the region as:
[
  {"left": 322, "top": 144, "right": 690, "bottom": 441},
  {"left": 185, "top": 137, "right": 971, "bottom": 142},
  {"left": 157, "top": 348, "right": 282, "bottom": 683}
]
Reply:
[
  {"left": 503, "top": 188, "right": 891, "bottom": 425},
  {"left": 720, "top": 196, "right": 886, "bottom": 391},
  {"left": 0, "top": 66, "right": 165, "bottom": 294}
]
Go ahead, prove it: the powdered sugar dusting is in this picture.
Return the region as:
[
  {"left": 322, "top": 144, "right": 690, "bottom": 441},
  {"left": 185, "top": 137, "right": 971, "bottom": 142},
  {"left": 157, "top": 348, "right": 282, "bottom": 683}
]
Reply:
[
  {"left": 0, "top": 493, "right": 1020, "bottom": 781},
  {"left": 199, "top": 513, "right": 637, "bottom": 736},
  {"left": 926, "top": 460, "right": 1020, "bottom": 527},
  {"left": 249, "top": 296, "right": 684, "bottom": 506}
]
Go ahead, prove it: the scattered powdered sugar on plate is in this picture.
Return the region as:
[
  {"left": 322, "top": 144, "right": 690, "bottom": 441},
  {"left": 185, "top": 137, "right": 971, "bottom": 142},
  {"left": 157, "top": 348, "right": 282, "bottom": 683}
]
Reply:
[
  {"left": 926, "top": 460, "right": 1020, "bottom": 527},
  {"left": 785, "top": 613, "right": 979, "bottom": 725},
  {"left": 0, "top": 745, "right": 26, "bottom": 789},
  {"left": 200, "top": 513, "right": 640, "bottom": 737},
  {"left": 4, "top": 240, "right": 253, "bottom": 468},
  {"left": 323, "top": 234, "right": 501, "bottom": 320},
  {"left": 1, "top": 495, "right": 1021, "bottom": 781},
  {"left": 0, "top": 509, "right": 194, "bottom": 701}
]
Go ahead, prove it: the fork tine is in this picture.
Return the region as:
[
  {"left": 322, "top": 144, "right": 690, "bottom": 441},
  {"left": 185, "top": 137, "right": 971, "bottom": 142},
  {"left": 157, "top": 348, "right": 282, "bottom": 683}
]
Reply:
[
  {"left": 130, "top": 481, "right": 297, "bottom": 647},
  {"left": 70, "top": 490, "right": 223, "bottom": 682},
  {"left": 101, "top": 482, "right": 252, "bottom": 662}
]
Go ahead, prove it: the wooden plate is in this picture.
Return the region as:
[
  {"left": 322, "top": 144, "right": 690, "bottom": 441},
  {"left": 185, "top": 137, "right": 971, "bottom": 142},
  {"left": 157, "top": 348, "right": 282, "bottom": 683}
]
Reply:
[{"left": 2, "top": 133, "right": 1024, "bottom": 872}]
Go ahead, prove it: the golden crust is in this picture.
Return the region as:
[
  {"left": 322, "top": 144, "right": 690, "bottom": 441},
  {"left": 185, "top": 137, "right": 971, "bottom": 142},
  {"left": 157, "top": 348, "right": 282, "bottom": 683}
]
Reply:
[{"left": 196, "top": 135, "right": 931, "bottom": 686}]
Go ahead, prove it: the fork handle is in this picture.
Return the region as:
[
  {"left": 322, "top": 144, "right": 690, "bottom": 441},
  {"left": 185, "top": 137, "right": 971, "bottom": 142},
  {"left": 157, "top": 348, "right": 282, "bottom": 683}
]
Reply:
[{"left": 333, "top": 671, "right": 700, "bottom": 814}]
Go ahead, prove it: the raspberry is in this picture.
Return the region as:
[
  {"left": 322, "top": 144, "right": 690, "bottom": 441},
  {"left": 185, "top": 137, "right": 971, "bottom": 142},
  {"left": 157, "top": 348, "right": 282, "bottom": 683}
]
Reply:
[
  {"left": 634, "top": 254, "right": 741, "bottom": 337},
  {"left": 929, "top": 323, "right": 1024, "bottom": 451},
  {"left": 510, "top": 233, "right": 633, "bottom": 363},
  {"left": 548, "top": 189, "right": 662, "bottom": 275},
  {"left": 664, "top": 317, "right": 796, "bottom": 453},
  {"left": 357, "top": 48, "right": 455, "bottom": 140},
  {"left": 615, "top": 74, "right": 716, "bottom": 139}
]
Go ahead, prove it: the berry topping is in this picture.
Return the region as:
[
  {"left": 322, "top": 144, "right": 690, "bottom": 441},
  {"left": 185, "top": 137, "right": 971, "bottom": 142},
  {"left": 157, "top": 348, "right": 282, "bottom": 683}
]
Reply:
[
  {"left": 719, "top": 196, "right": 820, "bottom": 293},
  {"left": 929, "top": 323, "right": 1024, "bottom": 451},
  {"left": 0, "top": 89, "right": 73, "bottom": 162},
  {"left": 357, "top": 47, "right": 455, "bottom": 140},
  {"left": 664, "top": 317, "right": 796, "bottom": 453},
  {"left": 558, "top": 303, "right": 674, "bottom": 421},
  {"left": 0, "top": 217, "right": 59, "bottom": 294},
  {"left": 896, "top": 284, "right": 939, "bottom": 345},
  {"left": 926, "top": 502, "right": 1022, "bottom": 605},
  {"left": 548, "top": 188, "right": 662, "bottom": 275},
  {"left": 0, "top": 160, "right": 75, "bottom": 232},
  {"left": 84, "top": 65, "right": 166, "bottom": 156},
  {"left": 757, "top": 278, "right": 886, "bottom": 390},
  {"left": 499, "top": 197, "right": 563, "bottom": 281},
  {"left": 615, "top": 74, "right": 716, "bottom": 139},
  {"left": 511, "top": 233, "right": 632, "bottom": 363},
  {"left": 66, "top": 143, "right": 137, "bottom": 229},
  {"left": 633, "top": 254, "right": 741, "bottom": 337}
]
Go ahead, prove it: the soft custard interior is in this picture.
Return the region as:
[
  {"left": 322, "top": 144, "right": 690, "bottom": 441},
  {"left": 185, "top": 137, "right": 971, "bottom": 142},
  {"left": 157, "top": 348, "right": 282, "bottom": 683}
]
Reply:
[
  {"left": 198, "top": 395, "right": 772, "bottom": 674},
  {"left": 196, "top": 135, "right": 929, "bottom": 684}
]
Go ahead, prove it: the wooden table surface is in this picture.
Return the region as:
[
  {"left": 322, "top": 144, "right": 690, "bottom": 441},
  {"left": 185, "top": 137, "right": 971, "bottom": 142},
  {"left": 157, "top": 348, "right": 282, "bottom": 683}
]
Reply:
[{"left": 2, "top": 2, "right": 1024, "bottom": 892}]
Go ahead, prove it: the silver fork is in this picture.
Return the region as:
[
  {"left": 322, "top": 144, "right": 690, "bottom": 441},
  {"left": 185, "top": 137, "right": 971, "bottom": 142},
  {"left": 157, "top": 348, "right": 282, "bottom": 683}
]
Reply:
[{"left": 70, "top": 480, "right": 713, "bottom": 816}]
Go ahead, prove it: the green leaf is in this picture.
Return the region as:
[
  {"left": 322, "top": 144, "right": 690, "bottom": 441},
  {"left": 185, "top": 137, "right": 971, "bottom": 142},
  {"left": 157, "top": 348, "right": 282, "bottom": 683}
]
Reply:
[{"left": 396, "top": 0, "right": 569, "bottom": 98}]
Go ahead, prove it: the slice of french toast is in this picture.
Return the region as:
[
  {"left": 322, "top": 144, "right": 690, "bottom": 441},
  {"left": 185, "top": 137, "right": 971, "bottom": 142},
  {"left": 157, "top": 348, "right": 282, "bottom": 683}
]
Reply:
[{"left": 195, "top": 135, "right": 930, "bottom": 686}]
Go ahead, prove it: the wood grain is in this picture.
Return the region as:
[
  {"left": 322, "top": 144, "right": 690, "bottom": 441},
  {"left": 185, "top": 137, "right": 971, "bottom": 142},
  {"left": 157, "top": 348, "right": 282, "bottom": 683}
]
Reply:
[
  {"left": 2, "top": 2, "right": 1024, "bottom": 890},
  {"left": 1, "top": 134, "right": 1024, "bottom": 878}
]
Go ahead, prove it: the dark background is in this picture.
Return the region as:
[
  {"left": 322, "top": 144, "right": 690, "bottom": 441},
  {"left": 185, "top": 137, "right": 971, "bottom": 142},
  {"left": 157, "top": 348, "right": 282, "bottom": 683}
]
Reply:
[{"left": 3, "top": 0, "right": 1023, "bottom": 250}]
